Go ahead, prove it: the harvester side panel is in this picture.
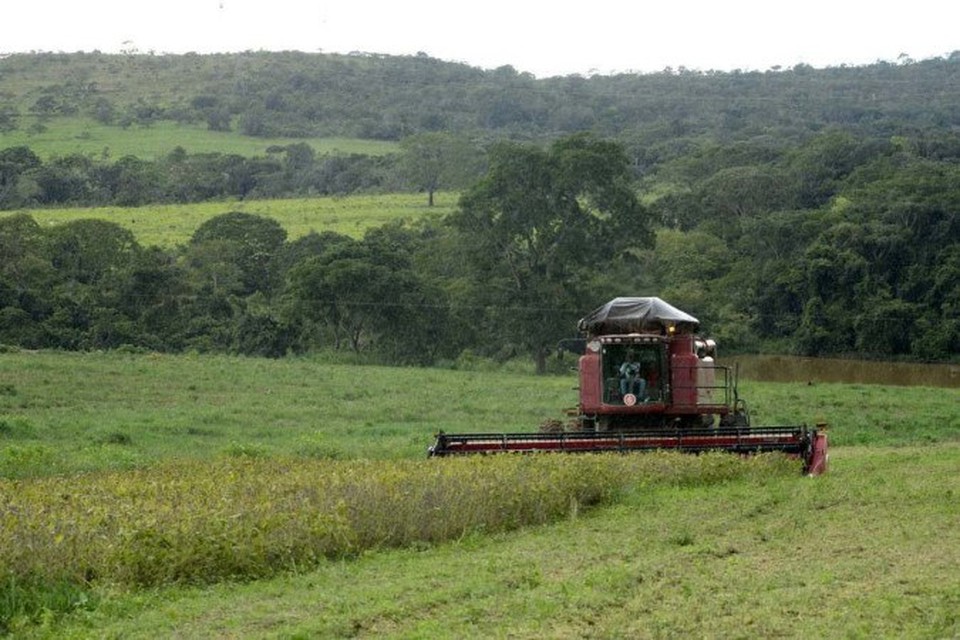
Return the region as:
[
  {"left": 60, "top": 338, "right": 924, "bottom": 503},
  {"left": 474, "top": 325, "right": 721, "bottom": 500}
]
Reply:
[
  {"left": 579, "top": 352, "right": 602, "bottom": 412},
  {"left": 670, "top": 336, "right": 699, "bottom": 411}
]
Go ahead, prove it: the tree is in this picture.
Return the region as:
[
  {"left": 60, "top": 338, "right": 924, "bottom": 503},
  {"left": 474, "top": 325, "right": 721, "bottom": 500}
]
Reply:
[
  {"left": 0, "top": 213, "right": 50, "bottom": 291},
  {"left": 33, "top": 154, "right": 99, "bottom": 205},
  {"left": 44, "top": 219, "right": 142, "bottom": 349},
  {"left": 102, "top": 155, "right": 163, "bottom": 206},
  {"left": 398, "top": 133, "right": 483, "bottom": 206},
  {"left": 785, "top": 130, "right": 885, "bottom": 208},
  {"left": 0, "top": 105, "right": 19, "bottom": 133},
  {"left": 451, "top": 133, "right": 654, "bottom": 372},
  {"left": 696, "top": 165, "right": 796, "bottom": 235},
  {"left": 0, "top": 214, "right": 54, "bottom": 347},
  {"left": 278, "top": 230, "right": 353, "bottom": 274},
  {"left": 47, "top": 219, "right": 140, "bottom": 285},
  {"left": 117, "top": 246, "right": 190, "bottom": 350},
  {"left": 189, "top": 212, "right": 288, "bottom": 296},
  {"left": 0, "top": 146, "right": 42, "bottom": 208},
  {"left": 853, "top": 296, "right": 917, "bottom": 356},
  {"left": 283, "top": 234, "right": 445, "bottom": 363}
]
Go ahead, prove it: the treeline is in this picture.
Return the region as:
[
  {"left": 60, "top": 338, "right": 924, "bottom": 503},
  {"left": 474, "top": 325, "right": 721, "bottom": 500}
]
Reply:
[
  {"left": 1, "top": 133, "right": 959, "bottom": 364},
  {"left": 0, "top": 144, "right": 399, "bottom": 208},
  {"left": 0, "top": 135, "right": 642, "bottom": 364},
  {"left": 0, "top": 131, "right": 486, "bottom": 209},
  {"left": 0, "top": 210, "right": 455, "bottom": 362}
]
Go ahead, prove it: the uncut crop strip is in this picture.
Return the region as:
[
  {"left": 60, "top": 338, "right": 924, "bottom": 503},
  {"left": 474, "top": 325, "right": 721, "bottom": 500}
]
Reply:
[{"left": 0, "top": 453, "right": 798, "bottom": 588}]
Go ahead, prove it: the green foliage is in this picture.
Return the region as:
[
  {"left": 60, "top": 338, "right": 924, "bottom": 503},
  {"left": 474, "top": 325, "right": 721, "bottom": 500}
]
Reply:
[
  {"left": 0, "top": 199, "right": 459, "bottom": 359},
  {"left": 0, "top": 144, "right": 402, "bottom": 209},
  {"left": 4, "top": 52, "right": 960, "bottom": 362},
  {"left": 283, "top": 224, "right": 453, "bottom": 363},
  {"left": 47, "top": 219, "right": 139, "bottom": 285},
  {"left": 5, "top": 51, "right": 959, "bottom": 145},
  {"left": 0, "top": 574, "right": 98, "bottom": 634},
  {"left": 189, "top": 211, "right": 287, "bottom": 296},
  {"left": 2, "top": 50, "right": 960, "bottom": 636},
  {"left": 452, "top": 133, "right": 654, "bottom": 370},
  {"left": 398, "top": 133, "right": 484, "bottom": 205}
]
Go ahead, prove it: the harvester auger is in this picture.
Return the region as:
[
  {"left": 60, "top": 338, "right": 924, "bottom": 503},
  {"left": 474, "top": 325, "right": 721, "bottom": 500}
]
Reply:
[{"left": 429, "top": 297, "right": 828, "bottom": 475}]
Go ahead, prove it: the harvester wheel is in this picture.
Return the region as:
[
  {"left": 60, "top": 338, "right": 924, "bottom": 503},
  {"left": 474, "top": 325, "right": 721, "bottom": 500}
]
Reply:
[
  {"left": 539, "top": 419, "right": 565, "bottom": 433},
  {"left": 720, "top": 410, "right": 750, "bottom": 428}
]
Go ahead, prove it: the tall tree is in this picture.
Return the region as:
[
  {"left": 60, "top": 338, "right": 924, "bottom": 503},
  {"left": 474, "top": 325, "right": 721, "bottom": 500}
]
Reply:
[
  {"left": 0, "top": 214, "right": 54, "bottom": 347},
  {"left": 188, "top": 212, "right": 288, "bottom": 296},
  {"left": 44, "top": 219, "right": 142, "bottom": 349},
  {"left": 283, "top": 234, "right": 445, "bottom": 363},
  {"left": 451, "top": 133, "right": 654, "bottom": 372},
  {"left": 399, "top": 133, "right": 483, "bottom": 206},
  {"left": 0, "top": 146, "right": 42, "bottom": 208}
]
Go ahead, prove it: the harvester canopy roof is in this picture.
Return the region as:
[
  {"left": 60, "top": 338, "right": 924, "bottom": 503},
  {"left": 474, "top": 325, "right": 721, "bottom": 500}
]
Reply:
[{"left": 578, "top": 297, "right": 699, "bottom": 335}]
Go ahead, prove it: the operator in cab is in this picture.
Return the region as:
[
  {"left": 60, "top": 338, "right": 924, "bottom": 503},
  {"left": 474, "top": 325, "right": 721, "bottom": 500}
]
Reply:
[{"left": 619, "top": 349, "right": 647, "bottom": 401}]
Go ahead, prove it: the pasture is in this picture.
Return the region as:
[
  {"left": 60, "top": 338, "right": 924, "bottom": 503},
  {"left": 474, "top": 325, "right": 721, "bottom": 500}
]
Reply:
[
  {"left": 1, "top": 350, "right": 958, "bottom": 637},
  {"left": 7, "top": 192, "right": 457, "bottom": 247},
  {"left": 0, "top": 118, "right": 398, "bottom": 161}
]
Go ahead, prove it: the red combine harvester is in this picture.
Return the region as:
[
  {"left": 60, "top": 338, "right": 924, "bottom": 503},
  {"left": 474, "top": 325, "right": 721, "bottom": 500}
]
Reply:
[{"left": 430, "top": 297, "right": 828, "bottom": 475}]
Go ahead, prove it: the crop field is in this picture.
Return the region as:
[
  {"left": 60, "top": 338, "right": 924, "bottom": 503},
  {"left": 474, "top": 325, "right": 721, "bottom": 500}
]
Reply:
[
  {"left": 1, "top": 350, "right": 959, "bottom": 637},
  {"left": 7, "top": 192, "right": 458, "bottom": 247},
  {"left": 0, "top": 118, "right": 398, "bottom": 160}
]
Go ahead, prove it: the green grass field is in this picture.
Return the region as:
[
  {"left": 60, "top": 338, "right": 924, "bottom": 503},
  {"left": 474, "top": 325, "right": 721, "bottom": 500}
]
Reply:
[
  {"left": 1, "top": 350, "right": 958, "bottom": 637},
  {"left": 0, "top": 117, "right": 398, "bottom": 160},
  {"left": 6, "top": 192, "right": 458, "bottom": 246}
]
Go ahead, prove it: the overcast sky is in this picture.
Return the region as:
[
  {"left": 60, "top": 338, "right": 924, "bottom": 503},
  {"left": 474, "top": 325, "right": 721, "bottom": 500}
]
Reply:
[{"left": 3, "top": 1, "right": 958, "bottom": 77}]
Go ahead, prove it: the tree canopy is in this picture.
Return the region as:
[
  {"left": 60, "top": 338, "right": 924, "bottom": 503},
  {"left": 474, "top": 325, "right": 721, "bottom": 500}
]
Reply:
[
  {"left": 452, "top": 134, "right": 654, "bottom": 371},
  {"left": 2, "top": 52, "right": 960, "bottom": 365}
]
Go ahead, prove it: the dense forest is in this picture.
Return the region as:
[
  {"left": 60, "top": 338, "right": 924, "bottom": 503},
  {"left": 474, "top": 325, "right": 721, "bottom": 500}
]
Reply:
[{"left": 1, "top": 51, "right": 959, "bottom": 366}]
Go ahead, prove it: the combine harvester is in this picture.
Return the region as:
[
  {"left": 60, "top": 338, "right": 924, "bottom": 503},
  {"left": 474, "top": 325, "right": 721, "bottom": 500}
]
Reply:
[{"left": 430, "top": 297, "right": 828, "bottom": 475}]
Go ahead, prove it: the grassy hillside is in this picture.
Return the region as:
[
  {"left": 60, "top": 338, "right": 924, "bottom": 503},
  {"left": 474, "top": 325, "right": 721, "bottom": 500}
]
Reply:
[
  {"left": 1, "top": 351, "right": 958, "bottom": 637},
  {"left": 6, "top": 191, "right": 457, "bottom": 246},
  {"left": 0, "top": 53, "right": 222, "bottom": 105},
  {"left": 0, "top": 118, "right": 398, "bottom": 161}
]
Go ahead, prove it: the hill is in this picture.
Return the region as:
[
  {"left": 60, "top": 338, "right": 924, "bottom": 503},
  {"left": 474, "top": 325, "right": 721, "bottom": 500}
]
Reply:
[
  {"left": 2, "top": 51, "right": 960, "bottom": 160},
  {"left": 2, "top": 52, "right": 960, "bottom": 364},
  {"left": 3, "top": 51, "right": 960, "bottom": 144}
]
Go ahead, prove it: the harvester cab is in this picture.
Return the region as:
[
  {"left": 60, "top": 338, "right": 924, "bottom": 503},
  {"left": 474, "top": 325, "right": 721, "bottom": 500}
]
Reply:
[{"left": 574, "top": 297, "right": 746, "bottom": 432}]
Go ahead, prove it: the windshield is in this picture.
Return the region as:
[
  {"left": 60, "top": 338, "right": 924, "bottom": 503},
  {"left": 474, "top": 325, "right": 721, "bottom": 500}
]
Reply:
[{"left": 601, "top": 342, "right": 664, "bottom": 404}]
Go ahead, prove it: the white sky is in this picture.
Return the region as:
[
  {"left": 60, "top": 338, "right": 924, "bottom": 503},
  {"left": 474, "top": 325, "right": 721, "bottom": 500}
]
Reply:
[{"left": 3, "top": 1, "right": 958, "bottom": 77}]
